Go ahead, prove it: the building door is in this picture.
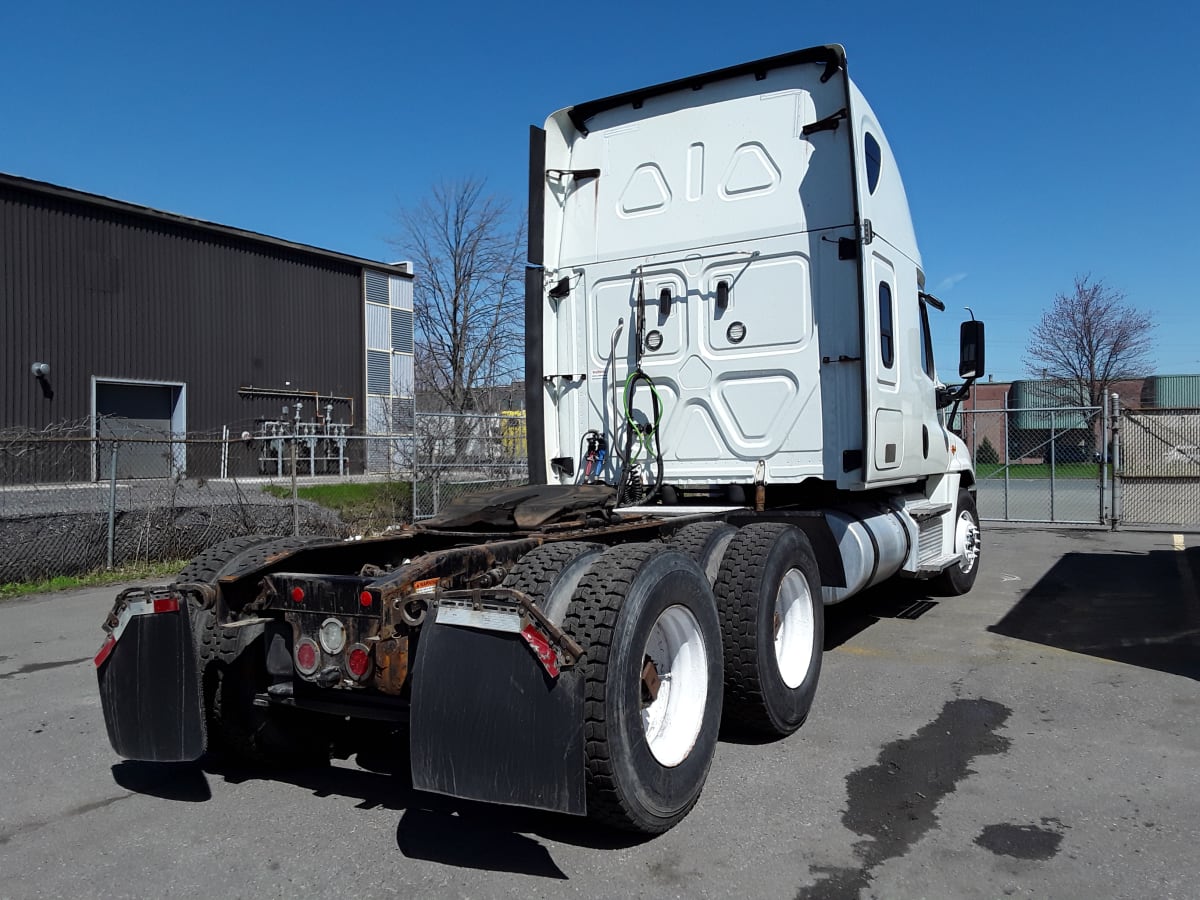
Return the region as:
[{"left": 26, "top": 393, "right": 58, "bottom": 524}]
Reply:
[{"left": 94, "top": 379, "right": 186, "bottom": 478}]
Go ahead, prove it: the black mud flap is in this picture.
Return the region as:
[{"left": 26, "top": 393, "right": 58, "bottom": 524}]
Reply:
[
  {"left": 96, "top": 595, "right": 205, "bottom": 762},
  {"left": 410, "top": 617, "right": 586, "bottom": 815}
]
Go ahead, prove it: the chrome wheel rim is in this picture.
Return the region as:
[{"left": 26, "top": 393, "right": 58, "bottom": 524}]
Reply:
[{"left": 957, "top": 511, "right": 981, "bottom": 573}]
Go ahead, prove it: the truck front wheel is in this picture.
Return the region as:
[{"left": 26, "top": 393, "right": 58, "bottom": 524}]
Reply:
[
  {"left": 715, "top": 523, "right": 824, "bottom": 736},
  {"left": 562, "top": 543, "right": 723, "bottom": 833},
  {"left": 931, "top": 489, "right": 981, "bottom": 596}
]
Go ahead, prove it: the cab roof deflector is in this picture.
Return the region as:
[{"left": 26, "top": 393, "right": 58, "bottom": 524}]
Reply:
[{"left": 566, "top": 44, "right": 846, "bottom": 136}]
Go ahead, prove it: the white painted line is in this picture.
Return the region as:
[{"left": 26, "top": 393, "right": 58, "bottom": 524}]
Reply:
[{"left": 1173, "top": 533, "right": 1185, "bottom": 551}]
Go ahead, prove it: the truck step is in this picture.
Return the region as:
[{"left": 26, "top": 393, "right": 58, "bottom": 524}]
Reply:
[
  {"left": 917, "top": 553, "right": 961, "bottom": 574},
  {"left": 902, "top": 501, "right": 952, "bottom": 520}
]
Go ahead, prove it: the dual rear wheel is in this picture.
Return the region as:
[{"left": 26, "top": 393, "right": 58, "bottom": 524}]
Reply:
[{"left": 505, "top": 522, "right": 824, "bottom": 832}]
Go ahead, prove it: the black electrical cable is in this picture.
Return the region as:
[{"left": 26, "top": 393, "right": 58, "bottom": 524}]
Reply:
[
  {"left": 615, "top": 267, "right": 666, "bottom": 504},
  {"left": 617, "top": 369, "right": 664, "bottom": 505}
]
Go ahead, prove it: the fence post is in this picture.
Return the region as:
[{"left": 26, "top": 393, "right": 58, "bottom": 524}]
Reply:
[
  {"left": 1110, "top": 393, "right": 1121, "bottom": 530},
  {"left": 290, "top": 438, "right": 299, "bottom": 536},
  {"left": 432, "top": 434, "right": 440, "bottom": 519},
  {"left": 1049, "top": 410, "right": 1056, "bottom": 522},
  {"left": 1099, "top": 402, "right": 1108, "bottom": 524},
  {"left": 106, "top": 440, "right": 118, "bottom": 569},
  {"left": 1003, "top": 405, "right": 1010, "bottom": 520},
  {"left": 411, "top": 423, "right": 419, "bottom": 524}
]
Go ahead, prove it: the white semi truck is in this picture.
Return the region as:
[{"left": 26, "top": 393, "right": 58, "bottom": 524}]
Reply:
[{"left": 95, "top": 44, "right": 984, "bottom": 835}]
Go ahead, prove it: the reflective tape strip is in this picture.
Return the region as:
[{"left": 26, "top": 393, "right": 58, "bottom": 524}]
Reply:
[
  {"left": 521, "top": 624, "right": 560, "bottom": 678},
  {"left": 93, "top": 634, "right": 117, "bottom": 668}
]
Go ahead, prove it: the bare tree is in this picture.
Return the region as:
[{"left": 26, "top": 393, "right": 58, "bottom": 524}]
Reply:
[
  {"left": 392, "top": 178, "right": 525, "bottom": 415},
  {"left": 1026, "top": 275, "right": 1155, "bottom": 408}
]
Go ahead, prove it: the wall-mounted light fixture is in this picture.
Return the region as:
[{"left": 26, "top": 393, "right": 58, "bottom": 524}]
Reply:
[{"left": 31, "top": 362, "right": 53, "bottom": 399}]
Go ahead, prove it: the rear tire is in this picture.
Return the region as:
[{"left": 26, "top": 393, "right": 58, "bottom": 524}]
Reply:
[
  {"left": 669, "top": 522, "right": 738, "bottom": 587},
  {"left": 562, "top": 543, "right": 723, "bottom": 833},
  {"left": 502, "top": 541, "right": 604, "bottom": 625},
  {"left": 180, "top": 535, "right": 330, "bottom": 766},
  {"left": 931, "top": 489, "right": 981, "bottom": 596},
  {"left": 714, "top": 523, "right": 824, "bottom": 736},
  {"left": 177, "top": 534, "right": 329, "bottom": 584}
]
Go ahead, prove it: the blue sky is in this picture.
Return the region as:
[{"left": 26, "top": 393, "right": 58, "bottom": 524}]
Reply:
[{"left": 2, "top": 0, "right": 1196, "bottom": 382}]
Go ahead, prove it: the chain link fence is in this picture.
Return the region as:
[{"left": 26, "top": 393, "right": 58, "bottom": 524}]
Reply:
[
  {"left": 956, "top": 406, "right": 1108, "bottom": 524},
  {"left": 412, "top": 411, "right": 528, "bottom": 519},
  {"left": 7, "top": 402, "right": 1196, "bottom": 584},
  {"left": 0, "top": 412, "right": 527, "bottom": 584}
]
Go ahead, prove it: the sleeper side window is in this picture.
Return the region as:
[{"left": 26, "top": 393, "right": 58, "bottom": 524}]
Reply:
[{"left": 865, "top": 133, "right": 882, "bottom": 194}]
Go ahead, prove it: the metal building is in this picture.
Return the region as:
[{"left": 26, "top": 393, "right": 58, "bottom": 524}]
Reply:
[{"left": 0, "top": 172, "right": 414, "bottom": 478}]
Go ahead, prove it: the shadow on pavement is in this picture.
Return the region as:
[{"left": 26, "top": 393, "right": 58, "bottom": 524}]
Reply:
[
  {"left": 395, "top": 808, "right": 568, "bottom": 878},
  {"left": 111, "top": 761, "right": 212, "bottom": 802},
  {"left": 198, "top": 730, "right": 647, "bottom": 877},
  {"left": 989, "top": 546, "right": 1200, "bottom": 680},
  {"left": 823, "top": 580, "right": 941, "bottom": 651}
]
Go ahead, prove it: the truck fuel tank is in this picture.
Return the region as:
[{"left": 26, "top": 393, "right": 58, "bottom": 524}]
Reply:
[{"left": 820, "top": 505, "right": 909, "bottom": 605}]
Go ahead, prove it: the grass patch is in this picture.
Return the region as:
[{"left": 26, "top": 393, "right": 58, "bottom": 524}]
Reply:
[
  {"left": 1, "top": 558, "right": 189, "bottom": 601},
  {"left": 977, "top": 462, "right": 1111, "bottom": 480},
  {"left": 261, "top": 481, "right": 412, "bottom": 535}
]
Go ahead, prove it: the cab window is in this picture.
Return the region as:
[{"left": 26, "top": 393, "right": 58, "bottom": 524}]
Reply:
[
  {"left": 879, "top": 282, "right": 894, "bottom": 369},
  {"left": 919, "top": 301, "right": 935, "bottom": 378}
]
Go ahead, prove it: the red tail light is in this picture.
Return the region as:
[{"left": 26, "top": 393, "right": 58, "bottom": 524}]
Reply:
[
  {"left": 359, "top": 590, "right": 373, "bottom": 608},
  {"left": 295, "top": 638, "right": 320, "bottom": 675},
  {"left": 290, "top": 587, "right": 305, "bottom": 603},
  {"left": 346, "top": 644, "right": 371, "bottom": 680}
]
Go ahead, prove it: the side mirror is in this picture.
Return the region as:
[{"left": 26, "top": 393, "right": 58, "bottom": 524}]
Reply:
[{"left": 959, "top": 320, "right": 985, "bottom": 380}]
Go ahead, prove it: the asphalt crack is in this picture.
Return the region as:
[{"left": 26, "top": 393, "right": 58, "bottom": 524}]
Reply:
[
  {"left": 0, "top": 656, "right": 93, "bottom": 680},
  {"left": 0, "top": 793, "right": 134, "bottom": 846}
]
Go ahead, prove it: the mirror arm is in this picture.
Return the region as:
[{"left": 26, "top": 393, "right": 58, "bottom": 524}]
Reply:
[
  {"left": 940, "top": 376, "right": 978, "bottom": 438},
  {"left": 936, "top": 379, "right": 973, "bottom": 410}
]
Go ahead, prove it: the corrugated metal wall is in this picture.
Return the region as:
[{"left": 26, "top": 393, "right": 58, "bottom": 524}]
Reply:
[
  {"left": 1008, "top": 380, "right": 1092, "bottom": 429},
  {"left": 1147, "top": 375, "right": 1200, "bottom": 408},
  {"left": 1, "top": 182, "right": 368, "bottom": 434}
]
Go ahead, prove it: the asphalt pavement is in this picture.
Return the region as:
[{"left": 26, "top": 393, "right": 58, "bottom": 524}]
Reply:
[
  {"left": 976, "top": 477, "right": 1105, "bottom": 524},
  {"left": 1, "top": 527, "right": 1197, "bottom": 899}
]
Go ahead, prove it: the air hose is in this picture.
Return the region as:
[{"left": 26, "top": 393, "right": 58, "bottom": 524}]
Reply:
[{"left": 617, "top": 368, "right": 664, "bottom": 505}]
